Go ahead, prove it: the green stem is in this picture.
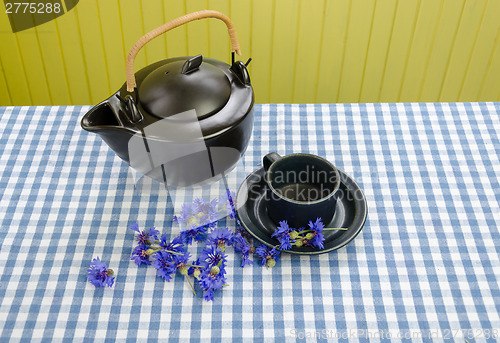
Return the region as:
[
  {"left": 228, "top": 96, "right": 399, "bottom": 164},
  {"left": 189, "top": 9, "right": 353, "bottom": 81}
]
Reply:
[
  {"left": 184, "top": 274, "right": 196, "bottom": 296},
  {"left": 183, "top": 264, "right": 205, "bottom": 268},
  {"left": 152, "top": 240, "right": 185, "bottom": 249},
  {"left": 165, "top": 250, "right": 184, "bottom": 255},
  {"left": 296, "top": 227, "right": 347, "bottom": 234},
  {"left": 149, "top": 243, "right": 184, "bottom": 255}
]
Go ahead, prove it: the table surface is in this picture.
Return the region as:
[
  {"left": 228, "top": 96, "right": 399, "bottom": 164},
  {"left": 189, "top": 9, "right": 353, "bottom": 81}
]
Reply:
[{"left": 0, "top": 103, "right": 499, "bottom": 342}]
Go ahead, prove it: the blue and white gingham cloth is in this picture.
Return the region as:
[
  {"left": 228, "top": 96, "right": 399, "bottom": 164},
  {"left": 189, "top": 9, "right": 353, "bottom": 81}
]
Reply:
[{"left": 0, "top": 103, "right": 498, "bottom": 342}]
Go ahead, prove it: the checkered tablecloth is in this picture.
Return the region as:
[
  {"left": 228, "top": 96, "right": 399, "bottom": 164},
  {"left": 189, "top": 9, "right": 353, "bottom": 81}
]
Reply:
[{"left": 0, "top": 103, "right": 498, "bottom": 342}]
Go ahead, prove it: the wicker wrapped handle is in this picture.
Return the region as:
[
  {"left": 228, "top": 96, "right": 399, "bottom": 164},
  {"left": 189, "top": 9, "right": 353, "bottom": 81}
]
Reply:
[{"left": 126, "top": 10, "right": 241, "bottom": 92}]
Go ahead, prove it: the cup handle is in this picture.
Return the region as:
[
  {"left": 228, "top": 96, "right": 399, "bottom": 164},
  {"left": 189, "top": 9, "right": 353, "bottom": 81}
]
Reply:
[{"left": 263, "top": 152, "right": 281, "bottom": 171}]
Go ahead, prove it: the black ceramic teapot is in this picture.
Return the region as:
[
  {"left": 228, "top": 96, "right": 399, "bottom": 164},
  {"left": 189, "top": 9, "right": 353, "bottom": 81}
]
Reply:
[{"left": 81, "top": 10, "right": 254, "bottom": 186}]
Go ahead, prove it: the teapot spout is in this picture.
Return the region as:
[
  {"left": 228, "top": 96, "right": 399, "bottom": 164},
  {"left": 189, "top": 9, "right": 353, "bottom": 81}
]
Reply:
[
  {"left": 81, "top": 98, "right": 135, "bottom": 164},
  {"left": 81, "top": 100, "right": 120, "bottom": 132}
]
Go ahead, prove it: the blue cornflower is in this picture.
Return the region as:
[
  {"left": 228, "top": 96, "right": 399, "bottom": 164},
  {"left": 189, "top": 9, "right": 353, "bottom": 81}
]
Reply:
[
  {"left": 198, "top": 265, "right": 227, "bottom": 301},
  {"left": 130, "top": 244, "right": 151, "bottom": 266},
  {"left": 173, "top": 203, "right": 194, "bottom": 225},
  {"left": 157, "top": 234, "right": 185, "bottom": 255},
  {"left": 179, "top": 225, "right": 208, "bottom": 245},
  {"left": 197, "top": 248, "right": 227, "bottom": 301},
  {"left": 199, "top": 263, "right": 226, "bottom": 289},
  {"left": 271, "top": 220, "right": 295, "bottom": 250},
  {"left": 220, "top": 189, "right": 250, "bottom": 240},
  {"left": 188, "top": 258, "right": 204, "bottom": 280},
  {"left": 130, "top": 222, "right": 139, "bottom": 232},
  {"left": 202, "top": 289, "right": 216, "bottom": 302},
  {"left": 231, "top": 232, "right": 253, "bottom": 267},
  {"left": 151, "top": 244, "right": 196, "bottom": 294},
  {"left": 152, "top": 235, "right": 188, "bottom": 281},
  {"left": 130, "top": 222, "right": 159, "bottom": 246},
  {"left": 193, "top": 198, "right": 219, "bottom": 222},
  {"left": 255, "top": 244, "right": 280, "bottom": 268},
  {"left": 174, "top": 199, "right": 219, "bottom": 231},
  {"left": 207, "top": 228, "right": 233, "bottom": 251},
  {"left": 152, "top": 250, "right": 177, "bottom": 281},
  {"left": 305, "top": 218, "right": 325, "bottom": 250},
  {"left": 235, "top": 222, "right": 247, "bottom": 236},
  {"left": 87, "top": 257, "right": 115, "bottom": 287},
  {"left": 170, "top": 250, "right": 191, "bottom": 275},
  {"left": 198, "top": 246, "right": 227, "bottom": 270},
  {"left": 220, "top": 189, "right": 237, "bottom": 218}
]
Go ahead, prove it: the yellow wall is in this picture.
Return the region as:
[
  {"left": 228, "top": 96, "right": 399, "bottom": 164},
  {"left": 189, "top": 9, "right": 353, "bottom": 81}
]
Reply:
[{"left": 1, "top": 0, "right": 499, "bottom": 105}]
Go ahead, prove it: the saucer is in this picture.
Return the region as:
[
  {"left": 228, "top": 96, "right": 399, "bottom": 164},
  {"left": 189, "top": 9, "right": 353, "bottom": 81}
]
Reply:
[{"left": 236, "top": 167, "right": 367, "bottom": 255}]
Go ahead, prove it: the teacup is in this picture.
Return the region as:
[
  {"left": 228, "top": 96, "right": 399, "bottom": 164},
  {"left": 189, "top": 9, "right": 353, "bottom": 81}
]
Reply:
[{"left": 263, "top": 152, "right": 340, "bottom": 228}]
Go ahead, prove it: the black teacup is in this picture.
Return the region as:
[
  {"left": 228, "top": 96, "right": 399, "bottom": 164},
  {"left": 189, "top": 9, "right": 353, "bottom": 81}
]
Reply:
[{"left": 263, "top": 152, "right": 340, "bottom": 229}]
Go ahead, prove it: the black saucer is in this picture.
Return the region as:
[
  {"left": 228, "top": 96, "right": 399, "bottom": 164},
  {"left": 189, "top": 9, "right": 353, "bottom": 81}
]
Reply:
[{"left": 236, "top": 167, "right": 367, "bottom": 255}]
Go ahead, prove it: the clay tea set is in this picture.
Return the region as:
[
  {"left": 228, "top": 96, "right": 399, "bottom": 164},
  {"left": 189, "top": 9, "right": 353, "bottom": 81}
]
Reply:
[{"left": 81, "top": 10, "right": 367, "bottom": 254}]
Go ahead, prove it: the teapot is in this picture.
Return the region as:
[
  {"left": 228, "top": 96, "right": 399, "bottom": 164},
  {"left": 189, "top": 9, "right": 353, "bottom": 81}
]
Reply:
[{"left": 81, "top": 10, "right": 254, "bottom": 187}]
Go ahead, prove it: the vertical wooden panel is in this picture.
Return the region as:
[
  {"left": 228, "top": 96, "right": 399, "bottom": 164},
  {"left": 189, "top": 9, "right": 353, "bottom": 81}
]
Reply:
[
  {"left": 140, "top": 0, "right": 168, "bottom": 66},
  {"left": 315, "top": 0, "right": 350, "bottom": 103},
  {"left": 418, "top": 0, "right": 464, "bottom": 101},
  {"left": 269, "top": 0, "right": 300, "bottom": 103},
  {"left": 337, "top": 0, "right": 376, "bottom": 103},
  {"left": 378, "top": 0, "right": 420, "bottom": 102},
  {"left": 10, "top": 15, "right": 51, "bottom": 104},
  {"left": 359, "top": 0, "right": 398, "bottom": 102},
  {"left": 73, "top": 3, "right": 110, "bottom": 104},
  {"left": 34, "top": 14, "right": 71, "bottom": 104},
  {"left": 97, "top": 0, "right": 126, "bottom": 92},
  {"left": 119, "top": 0, "right": 147, "bottom": 77},
  {"left": 230, "top": 0, "right": 251, "bottom": 64},
  {"left": 292, "top": 0, "right": 324, "bottom": 103},
  {"left": 0, "top": 57, "right": 12, "bottom": 105},
  {"left": 185, "top": 0, "right": 210, "bottom": 56},
  {"left": 439, "top": 0, "right": 487, "bottom": 101},
  {"left": 458, "top": 0, "right": 500, "bottom": 101},
  {"left": 478, "top": 30, "right": 500, "bottom": 101},
  {"left": 0, "top": 11, "right": 31, "bottom": 104},
  {"left": 207, "top": 0, "right": 230, "bottom": 63},
  {"left": 1, "top": 0, "right": 500, "bottom": 105},
  {"left": 163, "top": 0, "right": 188, "bottom": 58},
  {"left": 399, "top": 0, "right": 442, "bottom": 102},
  {"left": 53, "top": 11, "right": 91, "bottom": 105},
  {"left": 251, "top": 0, "right": 274, "bottom": 103}
]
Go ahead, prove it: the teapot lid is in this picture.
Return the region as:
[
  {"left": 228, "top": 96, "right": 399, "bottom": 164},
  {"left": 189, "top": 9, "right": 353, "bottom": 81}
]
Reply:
[
  {"left": 113, "top": 55, "right": 253, "bottom": 140},
  {"left": 138, "top": 55, "right": 231, "bottom": 120}
]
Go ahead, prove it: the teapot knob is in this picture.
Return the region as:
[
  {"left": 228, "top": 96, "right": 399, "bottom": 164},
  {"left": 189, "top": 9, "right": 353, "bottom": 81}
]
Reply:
[
  {"left": 182, "top": 55, "right": 203, "bottom": 74},
  {"left": 230, "top": 59, "right": 251, "bottom": 86},
  {"left": 115, "top": 93, "right": 142, "bottom": 123}
]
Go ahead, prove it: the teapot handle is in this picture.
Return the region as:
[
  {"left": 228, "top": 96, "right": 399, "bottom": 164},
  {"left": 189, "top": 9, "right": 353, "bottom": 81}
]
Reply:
[{"left": 126, "top": 10, "right": 241, "bottom": 92}]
